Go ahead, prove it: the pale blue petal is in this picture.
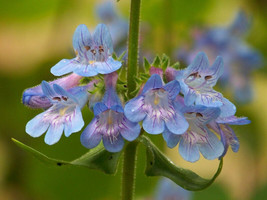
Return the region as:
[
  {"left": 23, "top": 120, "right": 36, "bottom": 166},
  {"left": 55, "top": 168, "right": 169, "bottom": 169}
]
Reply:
[
  {"left": 44, "top": 123, "right": 64, "bottom": 145},
  {"left": 165, "top": 113, "right": 189, "bottom": 135},
  {"left": 142, "top": 74, "right": 163, "bottom": 94},
  {"left": 51, "top": 59, "right": 81, "bottom": 76},
  {"left": 93, "top": 24, "right": 113, "bottom": 53},
  {"left": 103, "top": 134, "right": 124, "bottom": 152},
  {"left": 184, "top": 89, "right": 197, "bottom": 106},
  {"left": 53, "top": 84, "right": 78, "bottom": 103},
  {"left": 124, "top": 96, "right": 146, "bottom": 122},
  {"left": 219, "top": 98, "right": 236, "bottom": 118},
  {"left": 163, "top": 80, "right": 180, "bottom": 100},
  {"left": 205, "top": 56, "right": 224, "bottom": 87},
  {"left": 93, "top": 102, "right": 108, "bottom": 116},
  {"left": 216, "top": 116, "right": 250, "bottom": 125},
  {"left": 186, "top": 52, "right": 209, "bottom": 74},
  {"left": 198, "top": 129, "right": 224, "bottom": 160},
  {"left": 72, "top": 24, "right": 93, "bottom": 52},
  {"left": 179, "top": 135, "right": 200, "bottom": 162},
  {"left": 142, "top": 115, "right": 165, "bottom": 134},
  {"left": 120, "top": 119, "right": 141, "bottom": 141},
  {"left": 110, "top": 105, "right": 124, "bottom": 113},
  {"left": 80, "top": 118, "right": 102, "bottom": 149},
  {"left": 41, "top": 81, "right": 55, "bottom": 98},
  {"left": 26, "top": 112, "right": 49, "bottom": 137},
  {"left": 162, "top": 129, "right": 181, "bottom": 148},
  {"left": 64, "top": 106, "right": 84, "bottom": 137},
  {"left": 95, "top": 57, "right": 122, "bottom": 74},
  {"left": 73, "top": 65, "right": 98, "bottom": 77}
]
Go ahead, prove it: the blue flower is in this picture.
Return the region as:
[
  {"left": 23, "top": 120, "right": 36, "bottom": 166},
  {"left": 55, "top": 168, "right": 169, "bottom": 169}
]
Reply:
[
  {"left": 163, "top": 97, "right": 224, "bottom": 162},
  {"left": 51, "top": 24, "right": 122, "bottom": 77},
  {"left": 155, "top": 178, "right": 192, "bottom": 200},
  {"left": 124, "top": 74, "right": 188, "bottom": 135},
  {"left": 26, "top": 81, "right": 89, "bottom": 145},
  {"left": 176, "top": 52, "right": 236, "bottom": 118},
  {"left": 208, "top": 115, "right": 250, "bottom": 157},
  {"left": 22, "top": 73, "right": 82, "bottom": 109},
  {"left": 80, "top": 87, "right": 141, "bottom": 152}
]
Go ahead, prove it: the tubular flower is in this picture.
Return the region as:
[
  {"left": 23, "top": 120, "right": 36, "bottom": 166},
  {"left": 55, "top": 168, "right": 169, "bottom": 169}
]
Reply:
[
  {"left": 51, "top": 24, "right": 122, "bottom": 77},
  {"left": 176, "top": 52, "right": 236, "bottom": 118},
  {"left": 81, "top": 74, "right": 141, "bottom": 152},
  {"left": 163, "top": 97, "right": 224, "bottom": 162},
  {"left": 124, "top": 74, "right": 188, "bottom": 135},
  {"left": 26, "top": 81, "right": 89, "bottom": 145},
  {"left": 22, "top": 73, "right": 83, "bottom": 109},
  {"left": 208, "top": 115, "right": 250, "bottom": 157}
]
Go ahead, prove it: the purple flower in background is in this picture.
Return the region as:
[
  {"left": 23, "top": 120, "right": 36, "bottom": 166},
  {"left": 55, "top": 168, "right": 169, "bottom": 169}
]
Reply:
[
  {"left": 177, "top": 10, "right": 263, "bottom": 103},
  {"left": 176, "top": 52, "right": 236, "bottom": 118},
  {"left": 208, "top": 115, "right": 250, "bottom": 157},
  {"left": 26, "top": 81, "right": 89, "bottom": 145},
  {"left": 22, "top": 73, "right": 83, "bottom": 109},
  {"left": 95, "top": 1, "right": 128, "bottom": 51},
  {"left": 163, "top": 97, "right": 224, "bottom": 162},
  {"left": 51, "top": 24, "right": 122, "bottom": 77},
  {"left": 155, "top": 178, "right": 192, "bottom": 200},
  {"left": 124, "top": 74, "right": 188, "bottom": 135},
  {"left": 81, "top": 74, "right": 141, "bottom": 152}
]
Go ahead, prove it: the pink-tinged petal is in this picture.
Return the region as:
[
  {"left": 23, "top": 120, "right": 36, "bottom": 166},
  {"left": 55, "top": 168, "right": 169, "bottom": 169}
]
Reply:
[
  {"left": 44, "top": 123, "right": 64, "bottom": 145},
  {"left": 80, "top": 118, "right": 102, "bottom": 149}
]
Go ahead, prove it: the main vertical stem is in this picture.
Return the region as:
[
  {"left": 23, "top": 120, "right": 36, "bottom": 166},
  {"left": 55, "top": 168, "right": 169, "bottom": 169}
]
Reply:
[
  {"left": 121, "top": 142, "right": 138, "bottom": 200},
  {"left": 127, "top": 0, "right": 141, "bottom": 99}
]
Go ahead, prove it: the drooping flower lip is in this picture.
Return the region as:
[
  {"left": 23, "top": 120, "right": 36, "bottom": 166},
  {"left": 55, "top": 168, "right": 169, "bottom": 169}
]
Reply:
[
  {"left": 50, "top": 24, "right": 122, "bottom": 77},
  {"left": 26, "top": 81, "right": 89, "bottom": 145}
]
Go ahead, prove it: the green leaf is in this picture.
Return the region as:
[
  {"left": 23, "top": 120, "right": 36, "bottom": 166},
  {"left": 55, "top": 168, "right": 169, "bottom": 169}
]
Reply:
[
  {"left": 12, "top": 138, "right": 122, "bottom": 174},
  {"left": 152, "top": 56, "right": 161, "bottom": 67},
  {"left": 139, "top": 135, "right": 223, "bottom": 191},
  {"left": 172, "top": 62, "right": 180, "bottom": 69},
  {"left": 143, "top": 57, "right": 151, "bottom": 72},
  {"left": 118, "top": 51, "right": 126, "bottom": 61}
]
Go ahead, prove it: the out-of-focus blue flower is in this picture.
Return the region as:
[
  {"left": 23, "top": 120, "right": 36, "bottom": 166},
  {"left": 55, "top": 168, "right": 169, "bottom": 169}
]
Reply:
[
  {"left": 95, "top": 1, "right": 128, "bottom": 50},
  {"left": 80, "top": 73, "right": 141, "bottom": 152},
  {"left": 176, "top": 52, "right": 236, "bottom": 118},
  {"left": 51, "top": 24, "right": 122, "bottom": 77},
  {"left": 178, "top": 10, "right": 263, "bottom": 103},
  {"left": 208, "top": 115, "right": 250, "bottom": 157},
  {"left": 22, "top": 73, "right": 83, "bottom": 109},
  {"left": 26, "top": 81, "right": 89, "bottom": 145},
  {"left": 124, "top": 74, "right": 188, "bottom": 135},
  {"left": 155, "top": 178, "right": 192, "bottom": 200},
  {"left": 163, "top": 97, "right": 224, "bottom": 162}
]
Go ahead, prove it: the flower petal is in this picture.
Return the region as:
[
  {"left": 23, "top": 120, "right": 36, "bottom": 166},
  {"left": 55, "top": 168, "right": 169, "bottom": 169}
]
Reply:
[
  {"left": 184, "top": 89, "right": 197, "bottom": 106},
  {"left": 73, "top": 64, "right": 98, "bottom": 77},
  {"left": 53, "top": 84, "right": 78, "bottom": 103},
  {"left": 41, "top": 81, "right": 56, "bottom": 98},
  {"left": 44, "top": 123, "right": 64, "bottom": 145},
  {"left": 93, "top": 24, "right": 113, "bottom": 54},
  {"left": 64, "top": 106, "right": 84, "bottom": 137},
  {"left": 95, "top": 57, "right": 122, "bottom": 74},
  {"left": 124, "top": 96, "right": 146, "bottom": 122},
  {"left": 120, "top": 119, "right": 141, "bottom": 141},
  {"left": 185, "top": 52, "right": 209, "bottom": 75},
  {"left": 93, "top": 102, "right": 108, "bottom": 116},
  {"left": 216, "top": 116, "right": 250, "bottom": 125},
  {"left": 26, "top": 112, "right": 49, "bottom": 137},
  {"left": 198, "top": 128, "right": 224, "bottom": 160},
  {"left": 165, "top": 112, "right": 189, "bottom": 135},
  {"left": 163, "top": 80, "right": 180, "bottom": 100},
  {"left": 142, "top": 74, "right": 163, "bottom": 94},
  {"left": 103, "top": 134, "right": 124, "bottom": 152},
  {"left": 219, "top": 98, "right": 236, "bottom": 118},
  {"left": 142, "top": 114, "right": 165, "bottom": 134},
  {"left": 162, "top": 129, "right": 181, "bottom": 148},
  {"left": 72, "top": 24, "right": 93, "bottom": 52},
  {"left": 205, "top": 56, "right": 224, "bottom": 87},
  {"left": 80, "top": 118, "right": 102, "bottom": 149},
  {"left": 179, "top": 133, "right": 200, "bottom": 162}
]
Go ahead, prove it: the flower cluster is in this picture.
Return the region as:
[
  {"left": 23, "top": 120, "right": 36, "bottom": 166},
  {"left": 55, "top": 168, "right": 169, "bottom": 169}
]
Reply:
[
  {"left": 22, "top": 23, "right": 249, "bottom": 162},
  {"left": 177, "top": 10, "right": 263, "bottom": 103}
]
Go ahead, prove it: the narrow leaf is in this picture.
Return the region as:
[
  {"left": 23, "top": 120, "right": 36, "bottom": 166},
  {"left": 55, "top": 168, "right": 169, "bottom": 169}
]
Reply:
[
  {"left": 143, "top": 57, "right": 151, "bottom": 72},
  {"left": 12, "top": 138, "right": 122, "bottom": 174},
  {"left": 152, "top": 56, "right": 161, "bottom": 67},
  {"left": 139, "top": 135, "right": 223, "bottom": 191}
]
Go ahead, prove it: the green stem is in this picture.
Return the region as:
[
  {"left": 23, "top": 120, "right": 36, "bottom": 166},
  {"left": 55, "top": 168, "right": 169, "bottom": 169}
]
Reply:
[
  {"left": 121, "top": 141, "right": 138, "bottom": 200},
  {"left": 127, "top": 0, "right": 141, "bottom": 98}
]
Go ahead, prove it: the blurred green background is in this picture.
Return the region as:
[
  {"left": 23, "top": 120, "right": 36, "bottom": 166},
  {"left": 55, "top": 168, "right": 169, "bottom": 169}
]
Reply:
[{"left": 0, "top": 0, "right": 267, "bottom": 199}]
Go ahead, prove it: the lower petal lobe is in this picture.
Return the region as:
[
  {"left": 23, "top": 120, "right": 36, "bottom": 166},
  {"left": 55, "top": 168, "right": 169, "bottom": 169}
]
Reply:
[{"left": 103, "top": 134, "right": 124, "bottom": 152}]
